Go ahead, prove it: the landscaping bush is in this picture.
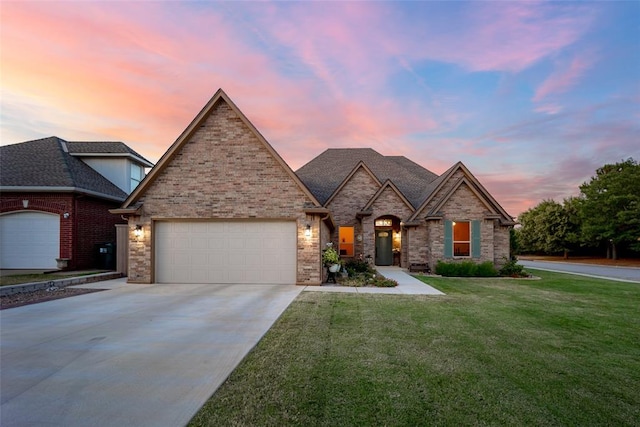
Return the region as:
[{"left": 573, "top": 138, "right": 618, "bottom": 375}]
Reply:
[
  {"left": 344, "top": 259, "right": 375, "bottom": 278},
  {"left": 435, "top": 260, "right": 498, "bottom": 277},
  {"left": 369, "top": 275, "right": 398, "bottom": 287},
  {"left": 499, "top": 257, "right": 528, "bottom": 277}
]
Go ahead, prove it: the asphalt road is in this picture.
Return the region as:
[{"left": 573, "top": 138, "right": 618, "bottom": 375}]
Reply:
[{"left": 519, "top": 260, "right": 640, "bottom": 283}]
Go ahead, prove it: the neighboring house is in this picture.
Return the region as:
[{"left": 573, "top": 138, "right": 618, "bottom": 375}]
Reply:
[
  {"left": 114, "top": 89, "right": 514, "bottom": 285},
  {"left": 0, "top": 137, "right": 153, "bottom": 270}
]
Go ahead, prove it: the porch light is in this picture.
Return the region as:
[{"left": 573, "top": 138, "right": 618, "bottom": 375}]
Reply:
[
  {"left": 134, "top": 225, "right": 143, "bottom": 238},
  {"left": 305, "top": 224, "right": 312, "bottom": 237}
]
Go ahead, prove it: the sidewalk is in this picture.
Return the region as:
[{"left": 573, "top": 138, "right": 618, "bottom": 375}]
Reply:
[{"left": 303, "top": 266, "right": 444, "bottom": 295}]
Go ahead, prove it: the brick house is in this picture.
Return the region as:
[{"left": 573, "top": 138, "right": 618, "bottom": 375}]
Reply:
[
  {"left": 0, "top": 137, "right": 153, "bottom": 270},
  {"left": 114, "top": 89, "right": 514, "bottom": 285},
  {"left": 296, "top": 150, "right": 515, "bottom": 271}
]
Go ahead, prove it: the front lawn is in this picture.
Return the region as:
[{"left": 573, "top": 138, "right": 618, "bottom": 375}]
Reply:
[{"left": 189, "top": 271, "right": 640, "bottom": 426}]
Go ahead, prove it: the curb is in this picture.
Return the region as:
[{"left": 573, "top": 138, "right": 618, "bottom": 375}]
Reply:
[{"left": 0, "top": 272, "right": 124, "bottom": 297}]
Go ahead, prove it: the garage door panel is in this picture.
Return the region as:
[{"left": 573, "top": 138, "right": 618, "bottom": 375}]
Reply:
[
  {"left": 155, "top": 221, "right": 296, "bottom": 284},
  {"left": 1, "top": 212, "right": 60, "bottom": 269}
]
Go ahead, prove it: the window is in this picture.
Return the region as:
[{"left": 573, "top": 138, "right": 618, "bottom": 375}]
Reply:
[
  {"left": 339, "top": 226, "right": 354, "bottom": 257},
  {"left": 444, "top": 220, "right": 481, "bottom": 258},
  {"left": 375, "top": 219, "right": 392, "bottom": 227},
  {"left": 130, "top": 164, "right": 143, "bottom": 192},
  {"left": 452, "top": 221, "right": 470, "bottom": 257}
]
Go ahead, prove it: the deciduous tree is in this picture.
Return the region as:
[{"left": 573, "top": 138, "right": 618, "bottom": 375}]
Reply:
[{"left": 579, "top": 158, "right": 640, "bottom": 259}]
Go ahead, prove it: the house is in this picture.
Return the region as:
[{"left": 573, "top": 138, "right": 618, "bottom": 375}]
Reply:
[
  {"left": 0, "top": 137, "right": 153, "bottom": 270},
  {"left": 114, "top": 89, "right": 514, "bottom": 285},
  {"left": 296, "top": 149, "right": 515, "bottom": 271}
]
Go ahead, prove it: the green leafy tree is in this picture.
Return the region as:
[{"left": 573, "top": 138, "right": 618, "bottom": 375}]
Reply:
[
  {"left": 517, "top": 198, "right": 582, "bottom": 257},
  {"left": 579, "top": 158, "right": 640, "bottom": 259}
]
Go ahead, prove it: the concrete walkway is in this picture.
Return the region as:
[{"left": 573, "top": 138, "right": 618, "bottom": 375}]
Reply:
[
  {"left": 304, "top": 266, "right": 445, "bottom": 295},
  {"left": 1, "top": 279, "right": 303, "bottom": 427}
]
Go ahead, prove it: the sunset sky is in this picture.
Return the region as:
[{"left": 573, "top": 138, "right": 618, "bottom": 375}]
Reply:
[{"left": 1, "top": 1, "right": 638, "bottom": 217}]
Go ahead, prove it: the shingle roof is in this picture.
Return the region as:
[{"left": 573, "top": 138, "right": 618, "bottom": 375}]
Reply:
[
  {"left": 295, "top": 148, "right": 439, "bottom": 208},
  {"left": 0, "top": 137, "right": 128, "bottom": 201},
  {"left": 67, "top": 141, "right": 153, "bottom": 167}
]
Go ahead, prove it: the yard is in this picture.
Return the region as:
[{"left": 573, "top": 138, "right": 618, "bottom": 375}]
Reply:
[{"left": 190, "top": 271, "right": 639, "bottom": 426}]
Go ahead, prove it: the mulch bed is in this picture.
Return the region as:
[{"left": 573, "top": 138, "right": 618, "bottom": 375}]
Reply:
[{"left": 0, "top": 287, "right": 106, "bottom": 310}]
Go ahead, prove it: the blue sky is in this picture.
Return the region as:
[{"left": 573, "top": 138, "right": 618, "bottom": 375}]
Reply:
[{"left": 1, "top": 1, "right": 638, "bottom": 216}]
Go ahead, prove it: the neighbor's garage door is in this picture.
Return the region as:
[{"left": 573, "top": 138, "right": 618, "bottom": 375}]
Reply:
[
  {"left": 0, "top": 211, "right": 60, "bottom": 269},
  {"left": 155, "top": 221, "right": 297, "bottom": 284}
]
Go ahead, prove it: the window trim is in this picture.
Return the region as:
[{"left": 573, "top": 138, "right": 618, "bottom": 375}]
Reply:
[{"left": 452, "top": 221, "right": 471, "bottom": 258}]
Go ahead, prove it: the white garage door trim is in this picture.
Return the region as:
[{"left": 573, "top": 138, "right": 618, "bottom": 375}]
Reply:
[
  {"left": 155, "top": 220, "right": 297, "bottom": 284},
  {"left": 0, "top": 211, "right": 60, "bottom": 269}
]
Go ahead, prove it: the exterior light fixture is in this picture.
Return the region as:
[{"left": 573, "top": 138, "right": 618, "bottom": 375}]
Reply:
[
  {"left": 63, "top": 212, "right": 70, "bottom": 219},
  {"left": 305, "top": 224, "right": 312, "bottom": 237},
  {"left": 134, "top": 225, "right": 143, "bottom": 238}
]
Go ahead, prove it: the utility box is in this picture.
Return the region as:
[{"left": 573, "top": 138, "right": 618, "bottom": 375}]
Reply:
[{"left": 96, "top": 242, "right": 116, "bottom": 270}]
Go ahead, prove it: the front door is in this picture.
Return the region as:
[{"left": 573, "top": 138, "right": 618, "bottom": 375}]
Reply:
[{"left": 375, "top": 230, "right": 393, "bottom": 266}]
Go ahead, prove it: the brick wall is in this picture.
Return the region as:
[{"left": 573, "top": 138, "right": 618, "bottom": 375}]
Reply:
[
  {"left": 410, "top": 181, "right": 509, "bottom": 267},
  {"left": 128, "top": 100, "right": 321, "bottom": 284},
  {"left": 326, "top": 167, "right": 379, "bottom": 258},
  {"left": 1, "top": 192, "right": 123, "bottom": 270},
  {"left": 365, "top": 187, "right": 413, "bottom": 264}
]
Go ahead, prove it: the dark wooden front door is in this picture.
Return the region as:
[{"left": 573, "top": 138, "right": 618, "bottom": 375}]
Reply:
[{"left": 375, "top": 230, "right": 393, "bottom": 266}]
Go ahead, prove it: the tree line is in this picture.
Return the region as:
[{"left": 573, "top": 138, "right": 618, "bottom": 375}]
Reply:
[{"left": 514, "top": 158, "right": 640, "bottom": 259}]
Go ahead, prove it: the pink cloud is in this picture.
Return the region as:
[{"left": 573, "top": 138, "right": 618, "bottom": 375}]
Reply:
[
  {"left": 415, "top": 2, "right": 595, "bottom": 72},
  {"left": 534, "top": 52, "right": 598, "bottom": 102}
]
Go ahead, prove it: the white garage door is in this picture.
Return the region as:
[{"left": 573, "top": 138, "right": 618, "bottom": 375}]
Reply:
[
  {"left": 0, "top": 211, "right": 60, "bottom": 269},
  {"left": 155, "top": 221, "right": 297, "bottom": 284}
]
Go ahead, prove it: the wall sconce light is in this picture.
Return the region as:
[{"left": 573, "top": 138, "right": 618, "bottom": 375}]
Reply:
[
  {"left": 134, "top": 225, "right": 143, "bottom": 238},
  {"left": 63, "top": 212, "right": 70, "bottom": 219},
  {"left": 305, "top": 224, "right": 312, "bottom": 237}
]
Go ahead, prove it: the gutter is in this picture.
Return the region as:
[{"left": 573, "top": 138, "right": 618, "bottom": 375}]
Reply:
[{"left": 0, "top": 186, "right": 126, "bottom": 203}]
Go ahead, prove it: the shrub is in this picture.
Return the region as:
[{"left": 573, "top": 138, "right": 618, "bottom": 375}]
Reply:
[
  {"left": 435, "top": 260, "right": 498, "bottom": 277},
  {"left": 369, "top": 275, "right": 398, "bottom": 287},
  {"left": 344, "top": 259, "right": 375, "bottom": 278},
  {"left": 499, "top": 258, "right": 528, "bottom": 277},
  {"left": 475, "top": 261, "right": 499, "bottom": 277}
]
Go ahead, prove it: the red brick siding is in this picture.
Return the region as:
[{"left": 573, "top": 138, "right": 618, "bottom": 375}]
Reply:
[{"left": 1, "top": 192, "right": 123, "bottom": 270}]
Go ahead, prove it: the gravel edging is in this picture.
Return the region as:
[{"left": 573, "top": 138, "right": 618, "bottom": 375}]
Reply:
[{"left": 1, "top": 287, "right": 106, "bottom": 310}]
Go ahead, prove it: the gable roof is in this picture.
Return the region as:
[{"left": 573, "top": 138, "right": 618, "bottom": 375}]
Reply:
[
  {"left": 409, "top": 162, "right": 515, "bottom": 224},
  {"left": 0, "top": 137, "right": 128, "bottom": 202},
  {"left": 362, "top": 179, "right": 414, "bottom": 212},
  {"left": 324, "top": 161, "right": 381, "bottom": 207},
  {"left": 67, "top": 141, "right": 153, "bottom": 167},
  {"left": 119, "top": 88, "right": 323, "bottom": 210},
  {"left": 295, "top": 148, "right": 438, "bottom": 208}
]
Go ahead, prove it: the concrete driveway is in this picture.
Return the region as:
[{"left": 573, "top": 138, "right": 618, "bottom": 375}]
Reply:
[{"left": 0, "top": 278, "right": 303, "bottom": 427}]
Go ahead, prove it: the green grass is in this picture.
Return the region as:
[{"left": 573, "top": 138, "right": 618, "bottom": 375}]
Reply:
[
  {"left": 189, "top": 271, "right": 640, "bottom": 426},
  {"left": 0, "top": 271, "right": 101, "bottom": 286}
]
